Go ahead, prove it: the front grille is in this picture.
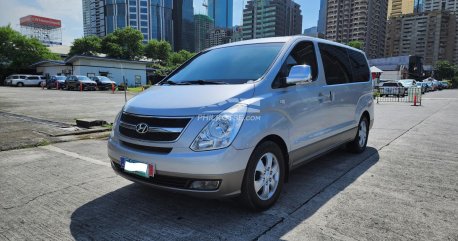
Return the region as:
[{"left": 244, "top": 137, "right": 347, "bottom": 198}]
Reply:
[
  {"left": 121, "top": 141, "right": 172, "bottom": 154},
  {"left": 112, "top": 161, "right": 190, "bottom": 189},
  {"left": 119, "top": 112, "right": 191, "bottom": 142}
]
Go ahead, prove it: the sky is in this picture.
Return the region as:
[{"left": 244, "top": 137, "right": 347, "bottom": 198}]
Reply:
[{"left": 0, "top": 0, "right": 320, "bottom": 46}]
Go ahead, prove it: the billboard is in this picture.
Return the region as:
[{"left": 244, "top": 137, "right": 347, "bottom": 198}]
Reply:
[{"left": 20, "top": 15, "right": 61, "bottom": 29}]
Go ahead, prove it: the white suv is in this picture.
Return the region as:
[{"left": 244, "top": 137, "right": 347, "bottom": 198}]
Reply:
[{"left": 12, "top": 75, "right": 45, "bottom": 87}]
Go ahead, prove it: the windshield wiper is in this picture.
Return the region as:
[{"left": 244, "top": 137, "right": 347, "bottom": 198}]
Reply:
[{"left": 181, "top": 80, "right": 228, "bottom": 85}]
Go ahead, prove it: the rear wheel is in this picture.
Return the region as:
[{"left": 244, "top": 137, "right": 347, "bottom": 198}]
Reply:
[
  {"left": 347, "top": 116, "right": 369, "bottom": 153},
  {"left": 239, "top": 141, "right": 285, "bottom": 211},
  {"left": 17, "top": 82, "right": 24, "bottom": 87}
]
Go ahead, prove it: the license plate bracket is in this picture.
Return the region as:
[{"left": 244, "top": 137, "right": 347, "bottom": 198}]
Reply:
[{"left": 120, "top": 157, "right": 155, "bottom": 178}]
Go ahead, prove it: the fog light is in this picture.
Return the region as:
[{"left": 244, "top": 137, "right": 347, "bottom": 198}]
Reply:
[{"left": 189, "top": 180, "right": 220, "bottom": 190}]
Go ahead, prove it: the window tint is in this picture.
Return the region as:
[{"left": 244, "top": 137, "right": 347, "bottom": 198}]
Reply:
[
  {"left": 167, "top": 43, "right": 284, "bottom": 84},
  {"left": 28, "top": 76, "right": 39, "bottom": 80},
  {"left": 347, "top": 49, "right": 370, "bottom": 83},
  {"left": 273, "top": 41, "right": 318, "bottom": 88},
  {"left": 318, "top": 43, "right": 352, "bottom": 85}
]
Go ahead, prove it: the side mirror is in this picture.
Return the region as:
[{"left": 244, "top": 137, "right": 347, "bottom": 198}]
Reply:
[{"left": 286, "top": 65, "right": 312, "bottom": 85}]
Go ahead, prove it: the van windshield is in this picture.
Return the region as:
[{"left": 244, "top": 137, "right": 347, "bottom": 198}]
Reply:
[{"left": 165, "top": 43, "right": 284, "bottom": 85}]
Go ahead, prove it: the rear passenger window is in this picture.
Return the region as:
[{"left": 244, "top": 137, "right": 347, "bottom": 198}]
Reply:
[
  {"left": 318, "top": 43, "right": 352, "bottom": 85},
  {"left": 347, "top": 50, "right": 370, "bottom": 83}
]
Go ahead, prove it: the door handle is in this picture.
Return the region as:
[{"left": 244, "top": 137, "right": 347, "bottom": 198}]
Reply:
[{"left": 329, "top": 91, "right": 333, "bottom": 102}]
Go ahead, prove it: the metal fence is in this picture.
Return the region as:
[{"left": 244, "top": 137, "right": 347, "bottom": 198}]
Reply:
[{"left": 375, "top": 87, "right": 422, "bottom": 106}]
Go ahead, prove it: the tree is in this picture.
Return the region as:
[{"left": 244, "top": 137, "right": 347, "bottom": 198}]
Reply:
[
  {"left": 144, "top": 39, "right": 171, "bottom": 63},
  {"left": 101, "top": 27, "right": 144, "bottom": 60},
  {"left": 347, "top": 40, "right": 363, "bottom": 50},
  {"left": 169, "top": 50, "right": 194, "bottom": 66},
  {"left": 0, "top": 25, "right": 59, "bottom": 83},
  {"left": 69, "top": 36, "right": 101, "bottom": 56},
  {"left": 434, "top": 61, "right": 456, "bottom": 80}
]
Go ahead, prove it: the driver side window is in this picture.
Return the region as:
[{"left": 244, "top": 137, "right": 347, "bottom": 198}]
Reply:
[{"left": 272, "top": 41, "right": 318, "bottom": 89}]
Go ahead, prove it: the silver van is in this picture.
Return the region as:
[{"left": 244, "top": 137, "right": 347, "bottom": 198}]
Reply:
[{"left": 108, "top": 36, "right": 374, "bottom": 210}]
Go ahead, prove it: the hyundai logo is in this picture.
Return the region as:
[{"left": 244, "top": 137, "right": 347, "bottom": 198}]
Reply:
[{"left": 135, "top": 123, "right": 149, "bottom": 134}]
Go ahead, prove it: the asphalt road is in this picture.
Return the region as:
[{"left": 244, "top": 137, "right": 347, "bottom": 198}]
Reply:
[{"left": 0, "top": 88, "right": 457, "bottom": 240}]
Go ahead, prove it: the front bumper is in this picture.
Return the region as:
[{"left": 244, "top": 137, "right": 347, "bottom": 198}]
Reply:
[{"left": 108, "top": 138, "right": 253, "bottom": 198}]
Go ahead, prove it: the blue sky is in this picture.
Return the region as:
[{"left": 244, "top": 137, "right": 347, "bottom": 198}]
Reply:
[{"left": 0, "top": 0, "right": 321, "bottom": 45}]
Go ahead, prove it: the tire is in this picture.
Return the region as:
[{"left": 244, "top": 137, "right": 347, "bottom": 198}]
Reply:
[
  {"left": 239, "top": 141, "right": 285, "bottom": 211},
  {"left": 347, "top": 116, "right": 369, "bottom": 153},
  {"left": 17, "top": 82, "right": 24, "bottom": 87}
]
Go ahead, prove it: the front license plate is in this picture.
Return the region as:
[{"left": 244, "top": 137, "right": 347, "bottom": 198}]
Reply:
[{"left": 120, "top": 157, "right": 155, "bottom": 178}]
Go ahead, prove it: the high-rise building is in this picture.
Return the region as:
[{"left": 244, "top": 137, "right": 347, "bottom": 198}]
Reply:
[
  {"left": 242, "top": 0, "right": 302, "bottom": 40},
  {"left": 317, "top": 0, "right": 327, "bottom": 34},
  {"left": 388, "top": 0, "right": 415, "bottom": 18},
  {"left": 194, "top": 14, "right": 214, "bottom": 52},
  {"left": 325, "top": 0, "right": 388, "bottom": 59},
  {"left": 423, "top": 0, "right": 458, "bottom": 64},
  {"left": 207, "top": 0, "right": 233, "bottom": 29},
  {"left": 82, "top": 0, "right": 195, "bottom": 51},
  {"left": 83, "top": 0, "right": 105, "bottom": 37},
  {"left": 385, "top": 10, "right": 456, "bottom": 65},
  {"left": 414, "top": 0, "right": 425, "bottom": 13},
  {"left": 173, "top": 0, "right": 194, "bottom": 52}
]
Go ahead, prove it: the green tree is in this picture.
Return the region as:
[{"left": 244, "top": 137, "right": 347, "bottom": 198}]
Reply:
[
  {"left": 69, "top": 35, "right": 101, "bottom": 56},
  {"left": 169, "top": 50, "right": 194, "bottom": 66},
  {"left": 434, "top": 61, "right": 456, "bottom": 80},
  {"left": 101, "top": 27, "right": 144, "bottom": 60},
  {"left": 347, "top": 40, "right": 363, "bottom": 50},
  {"left": 0, "top": 25, "right": 59, "bottom": 82},
  {"left": 144, "top": 39, "right": 171, "bottom": 63}
]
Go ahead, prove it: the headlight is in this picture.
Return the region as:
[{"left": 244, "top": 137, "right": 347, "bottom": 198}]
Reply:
[
  {"left": 190, "top": 104, "right": 247, "bottom": 151},
  {"left": 110, "top": 111, "right": 122, "bottom": 139}
]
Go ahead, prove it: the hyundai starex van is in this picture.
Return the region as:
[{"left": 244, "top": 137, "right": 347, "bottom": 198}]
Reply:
[{"left": 108, "top": 36, "right": 374, "bottom": 210}]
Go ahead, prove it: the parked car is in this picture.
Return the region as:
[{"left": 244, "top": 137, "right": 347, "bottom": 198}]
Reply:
[
  {"left": 108, "top": 36, "right": 374, "bottom": 210},
  {"left": 424, "top": 78, "right": 440, "bottom": 91},
  {"left": 440, "top": 81, "right": 449, "bottom": 89},
  {"left": 65, "top": 75, "right": 97, "bottom": 91},
  {"left": 380, "top": 82, "right": 406, "bottom": 97},
  {"left": 416, "top": 82, "right": 427, "bottom": 94},
  {"left": 46, "top": 76, "right": 67, "bottom": 89},
  {"left": 90, "top": 76, "right": 117, "bottom": 90},
  {"left": 4, "top": 75, "right": 29, "bottom": 86},
  {"left": 398, "top": 79, "right": 417, "bottom": 91},
  {"left": 13, "top": 75, "right": 45, "bottom": 87}
]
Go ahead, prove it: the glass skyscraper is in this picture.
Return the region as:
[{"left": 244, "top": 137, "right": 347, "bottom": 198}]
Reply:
[
  {"left": 173, "top": 0, "right": 194, "bottom": 52},
  {"left": 207, "top": 0, "right": 233, "bottom": 29},
  {"left": 317, "top": 0, "right": 327, "bottom": 34},
  {"left": 91, "top": 0, "right": 173, "bottom": 44}
]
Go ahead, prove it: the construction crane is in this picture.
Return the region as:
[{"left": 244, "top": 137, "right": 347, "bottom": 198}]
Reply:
[{"left": 202, "top": 0, "right": 208, "bottom": 12}]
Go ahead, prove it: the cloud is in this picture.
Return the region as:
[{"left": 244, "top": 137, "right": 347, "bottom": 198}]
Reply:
[{"left": 0, "top": 0, "right": 83, "bottom": 45}]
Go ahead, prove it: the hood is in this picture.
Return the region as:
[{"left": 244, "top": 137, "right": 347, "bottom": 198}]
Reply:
[
  {"left": 80, "top": 80, "right": 96, "bottom": 84},
  {"left": 101, "top": 80, "right": 116, "bottom": 84},
  {"left": 123, "top": 84, "right": 255, "bottom": 116}
]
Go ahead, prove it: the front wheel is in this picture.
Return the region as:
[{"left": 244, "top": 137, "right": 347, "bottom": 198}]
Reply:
[
  {"left": 347, "top": 116, "right": 369, "bottom": 153},
  {"left": 239, "top": 141, "right": 285, "bottom": 211}
]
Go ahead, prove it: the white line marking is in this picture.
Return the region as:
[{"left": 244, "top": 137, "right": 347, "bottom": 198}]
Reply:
[{"left": 41, "top": 145, "right": 110, "bottom": 167}]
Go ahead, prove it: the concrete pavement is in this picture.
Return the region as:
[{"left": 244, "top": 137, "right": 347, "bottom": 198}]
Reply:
[{"left": 0, "top": 89, "right": 457, "bottom": 240}]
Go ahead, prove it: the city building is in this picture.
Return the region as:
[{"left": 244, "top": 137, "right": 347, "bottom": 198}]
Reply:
[
  {"left": 82, "top": 0, "right": 105, "bottom": 37},
  {"left": 385, "top": 10, "right": 456, "bottom": 65},
  {"left": 325, "top": 0, "right": 388, "bottom": 59},
  {"left": 414, "top": 0, "right": 425, "bottom": 13},
  {"left": 194, "top": 14, "right": 214, "bottom": 52},
  {"left": 207, "top": 0, "right": 233, "bottom": 29},
  {"left": 388, "top": 0, "right": 415, "bottom": 18},
  {"left": 423, "top": 0, "right": 458, "bottom": 64},
  {"left": 242, "top": 0, "right": 302, "bottom": 40},
  {"left": 173, "top": 0, "right": 194, "bottom": 52},
  {"left": 20, "top": 15, "right": 62, "bottom": 46},
  {"left": 82, "top": 0, "right": 195, "bottom": 51},
  {"left": 317, "top": 0, "right": 327, "bottom": 34},
  {"left": 303, "top": 26, "right": 317, "bottom": 35},
  {"left": 206, "top": 28, "right": 232, "bottom": 48}
]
